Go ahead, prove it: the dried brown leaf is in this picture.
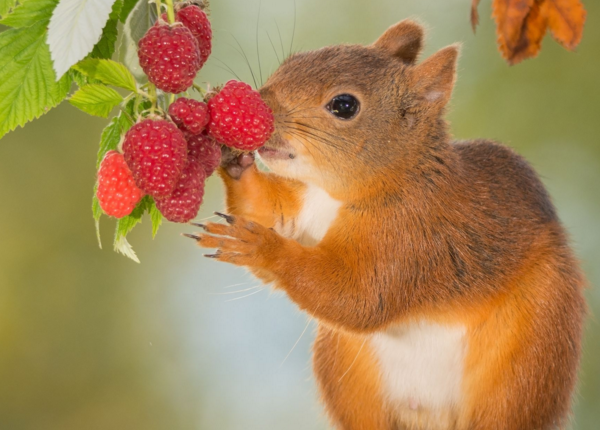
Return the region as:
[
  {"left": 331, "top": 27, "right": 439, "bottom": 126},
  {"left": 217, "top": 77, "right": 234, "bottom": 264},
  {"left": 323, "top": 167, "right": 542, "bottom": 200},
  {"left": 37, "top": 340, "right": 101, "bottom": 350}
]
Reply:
[
  {"left": 493, "top": 0, "right": 536, "bottom": 60},
  {"left": 546, "top": 0, "right": 586, "bottom": 50},
  {"left": 507, "top": 0, "right": 549, "bottom": 64},
  {"left": 471, "top": 0, "right": 481, "bottom": 32}
]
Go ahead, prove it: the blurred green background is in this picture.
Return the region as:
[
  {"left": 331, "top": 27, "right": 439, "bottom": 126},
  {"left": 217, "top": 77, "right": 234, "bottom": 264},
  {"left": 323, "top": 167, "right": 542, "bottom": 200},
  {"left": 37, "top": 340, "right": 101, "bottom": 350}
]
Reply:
[{"left": 1, "top": 0, "right": 598, "bottom": 429}]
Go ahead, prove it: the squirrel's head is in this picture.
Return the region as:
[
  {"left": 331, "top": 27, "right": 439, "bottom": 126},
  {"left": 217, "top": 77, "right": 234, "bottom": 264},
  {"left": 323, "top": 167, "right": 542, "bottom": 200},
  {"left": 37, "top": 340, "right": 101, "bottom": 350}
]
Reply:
[{"left": 258, "top": 20, "right": 459, "bottom": 200}]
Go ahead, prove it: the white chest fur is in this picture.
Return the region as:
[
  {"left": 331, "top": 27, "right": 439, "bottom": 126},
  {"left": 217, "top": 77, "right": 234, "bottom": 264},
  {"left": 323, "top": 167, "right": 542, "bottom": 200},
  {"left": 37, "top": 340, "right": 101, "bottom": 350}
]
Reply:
[
  {"left": 285, "top": 184, "right": 342, "bottom": 246},
  {"left": 370, "top": 321, "right": 466, "bottom": 413}
]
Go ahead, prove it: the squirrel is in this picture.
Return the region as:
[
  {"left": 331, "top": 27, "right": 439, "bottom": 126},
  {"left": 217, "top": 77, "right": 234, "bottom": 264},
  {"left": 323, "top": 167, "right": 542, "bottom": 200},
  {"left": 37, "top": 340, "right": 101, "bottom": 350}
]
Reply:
[{"left": 187, "top": 20, "right": 587, "bottom": 430}]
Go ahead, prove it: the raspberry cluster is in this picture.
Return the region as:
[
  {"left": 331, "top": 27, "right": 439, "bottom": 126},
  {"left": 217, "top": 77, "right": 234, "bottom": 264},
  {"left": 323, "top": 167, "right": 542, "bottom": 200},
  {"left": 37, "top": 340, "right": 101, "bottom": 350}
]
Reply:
[
  {"left": 96, "top": 4, "right": 276, "bottom": 225},
  {"left": 139, "top": 5, "right": 211, "bottom": 94}
]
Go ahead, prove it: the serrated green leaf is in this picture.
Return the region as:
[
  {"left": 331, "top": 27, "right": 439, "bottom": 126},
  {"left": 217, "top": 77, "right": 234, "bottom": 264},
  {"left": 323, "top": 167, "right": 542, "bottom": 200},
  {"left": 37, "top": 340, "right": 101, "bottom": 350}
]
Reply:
[
  {"left": 69, "top": 68, "right": 102, "bottom": 87},
  {"left": 119, "top": 0, "right": 139, "bottom": 23},
  {"left": 115, "top": 195, "right": 152, "bottom": 238},
  {"left": 0, "top": 0, "right": 58, "bottom": 27},
  {"left": 0, "top": 0, "right": 17, "bottom": 18},
  {"left": 91, "top": 0, "right": 123, "bottom": 59},
  {"left": 92, "top": 192, "right": 103, "bottom": 248},
  {"left": 47, "top": 0, "right": 118, "bottom": 78},
  {"left": 69, "top": 84, "right": 123, "bottom": 118},
  {"left": 0, "top": 21, "right": 72, "bottom": 140},
  {"left": 96, "top": 114, "right": 122, "bottom": 168},
  {"left": 74, "top": 59, "right": 137, "bottom": 92},
  {"left": 113, "top": 195, "right": 153, "bottom": 262},
  {"left": 149, "top": 200, "right": 162, "bottom": 238},
  {"left": 114, "top": 235, "right": 140, "bottom": 263}
]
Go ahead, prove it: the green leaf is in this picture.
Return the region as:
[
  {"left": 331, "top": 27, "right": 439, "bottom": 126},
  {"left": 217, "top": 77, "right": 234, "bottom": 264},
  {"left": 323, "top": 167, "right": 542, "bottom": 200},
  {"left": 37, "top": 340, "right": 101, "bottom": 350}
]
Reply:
[
  {"left": 91, "top": 0, "right": 123, "bottom": 59},
  {"left": 0, "top": 0, "right": 17, "bottom": 18},
  {"left": 0, "top": 21, "right": 71, "bottom": 140},
  {"left": 149, "top": 201, "right": 162, "bottom": 238},
  {"left": 96, "top": 115, "right": 122, "bottom": 168},
  {"left": 69, "top": 68, "right": 102, "bottom": 87},
  {"left": 0, "top": 0, "right": 58, "bottom": 28},
  {"left": 92, "top": 192, "right": 103, "bottom": 248},
  {"left": 113, "top": 195, "right": 153, "bottom": 262},
  {"left": 119, "top": 0, "right": 139, "bottom": 23},
  {"left": 114, "top": 235, "right": 140, "bottom": 263},
  {"left": 47, "top": 0, "right": 119, "bottom": 78},
  {"left": 74, "top": 59, "right": 137, "bottom": 92},
  {"left": 69, "top": 84, "right": 123, "bottom": 118},
  {"left": 116, "top": 195, "right": 151, "bottom": 238}
]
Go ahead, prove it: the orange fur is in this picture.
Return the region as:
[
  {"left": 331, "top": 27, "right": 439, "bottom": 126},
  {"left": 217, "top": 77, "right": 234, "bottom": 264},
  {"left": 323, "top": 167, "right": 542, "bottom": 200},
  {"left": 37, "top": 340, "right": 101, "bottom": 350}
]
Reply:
[
  {"left": 218, "top": 164, "right": 305, "bottom": 228},
  {"left": 193, "top": 19, "right": 586, "bottom": 430}
]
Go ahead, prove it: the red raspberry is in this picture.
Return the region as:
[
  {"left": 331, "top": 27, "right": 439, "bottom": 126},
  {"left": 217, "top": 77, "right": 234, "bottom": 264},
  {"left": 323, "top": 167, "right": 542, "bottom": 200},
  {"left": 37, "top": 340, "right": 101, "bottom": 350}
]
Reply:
[
  {"left": 176, "top": 6, "right": 212, "bottom": 66},
  {"left": 96, "top": 151, "right": 144, "bottom": 218},
  {"left": 207, "top": 80, "right": 275, "bottom": 151},
  {"left": 123, "top": 118, "right": 188, "bottom": 198},
  {"left": 138, "top": 23, "right": 201, "bottom": 93},
  {"left": 162, "top": 6, "right": 211, "bottom": 67},
  {"left": 186, "top": 133, "right": 221, "bottom": 176},
  {"left": 169, "top": 98, "right": 209, "bottom": 135},
  {"left": 155, "top": 157, "right": 206, "bottom": 223}
]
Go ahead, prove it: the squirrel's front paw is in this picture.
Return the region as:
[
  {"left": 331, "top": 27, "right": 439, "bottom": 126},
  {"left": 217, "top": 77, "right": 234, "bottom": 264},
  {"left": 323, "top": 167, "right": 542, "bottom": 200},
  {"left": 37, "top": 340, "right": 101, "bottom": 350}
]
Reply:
[
  {"left": 220, "top": 146, "right": 255, "bottom": 180},
  {"left": 185, "top": 212, "right": 284, "bottom": 269}
]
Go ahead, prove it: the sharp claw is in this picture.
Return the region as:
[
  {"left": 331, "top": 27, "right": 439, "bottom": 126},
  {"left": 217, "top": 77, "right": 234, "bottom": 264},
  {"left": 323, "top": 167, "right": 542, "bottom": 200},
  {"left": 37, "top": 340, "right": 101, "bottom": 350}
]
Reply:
[
  {"left": 182, "top": 233, "right": 201, "bottom": 240},
  {"left": 214, "top": 211, "right": 234, "bottom": 224},
  {"left": 204, "top": 253, "right": 220, "bottom": 258},
  {"left": 189, "top": 222, "right": 206, "bottom": 229}
]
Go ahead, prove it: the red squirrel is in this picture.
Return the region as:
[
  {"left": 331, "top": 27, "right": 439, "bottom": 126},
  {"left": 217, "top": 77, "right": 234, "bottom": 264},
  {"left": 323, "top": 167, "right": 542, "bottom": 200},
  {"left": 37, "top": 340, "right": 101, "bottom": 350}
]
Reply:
[{"left": 187, "top": 20, "right": 586, "bottom": 430}]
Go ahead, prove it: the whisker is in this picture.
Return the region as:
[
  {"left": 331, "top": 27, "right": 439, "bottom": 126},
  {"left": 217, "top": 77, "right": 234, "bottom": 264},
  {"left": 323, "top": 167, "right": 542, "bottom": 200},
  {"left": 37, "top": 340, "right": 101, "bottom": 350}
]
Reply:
[
  {"left": 231, "top": 35, "right": 258, "bottom": 88},
  {"left": 338, "top": 338, "right": 366, "bottom": 382},
  {"left": 212, "top": 57, "right": 243, "bottom": 81},
  {"left": 275, "top": 19, "right": 286, "bottom": 62},
  {"left": 265, "top": 30, "right": 282, "bottom": 65},
  {"left": 285, "top": 129, "right": 338, "bottom": 174},
  {"left": 279, "top": 317, "right": 313, "bottom": 368},
  {"left": 224, "top": 287, "right": 264, "bottom": 302},
  {"left": 255, "top": 0, "right": 264, "bottom": 86},
  {"left": 195, "top": 214, "right": 220, "bottom": 222},
  {"left": 210, "top": 285, "right": 262, "bottom": 295},
  {"left": 286, "top": 124, "right": 356, "bottom": 157},
  {"left": 221, "top": 281, "right": 251, "bottom": 289},
  {"left": 290, "top": 0, "right": 297, "bottom": 58},
  {"left": 294, "top": 121, "right": 376, "bottom": 157}
]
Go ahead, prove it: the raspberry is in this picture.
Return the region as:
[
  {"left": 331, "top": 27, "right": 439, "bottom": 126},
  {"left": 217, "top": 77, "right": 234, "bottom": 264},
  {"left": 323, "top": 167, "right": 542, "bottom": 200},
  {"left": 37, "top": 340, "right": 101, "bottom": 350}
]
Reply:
[
  {"left": 207, "top": 80, "right": 275, "bottom": 151},
  {"left": 96, "top": 151, "right": 144, "bottom": 218},
  {"left": 138, "top": 23, "right": 201, "bottom": 94},
  {"left": 168, "top": 5, "right": 212, "bottom": 66},
  {"left": 169, "top": 98, "right": 209, "bottom": 135},
  {"left": 155, "top": 157, "right": 206, "bottom": 223},
  {"left": 123, "top": 118, "right": 188, "bottom": 198},
  {"left": 186, "top": 133, "right": 221, "bottom": 176},
  {"left": 177, "top": 6, "right": 212, "bottom": 66}
]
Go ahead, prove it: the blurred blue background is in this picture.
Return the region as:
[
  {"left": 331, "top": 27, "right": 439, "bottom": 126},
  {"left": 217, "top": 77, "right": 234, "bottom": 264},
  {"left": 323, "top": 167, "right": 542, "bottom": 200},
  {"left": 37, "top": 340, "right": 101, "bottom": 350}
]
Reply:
[{"left": 0, "top": 0, "right": 598, "bottom": 429}]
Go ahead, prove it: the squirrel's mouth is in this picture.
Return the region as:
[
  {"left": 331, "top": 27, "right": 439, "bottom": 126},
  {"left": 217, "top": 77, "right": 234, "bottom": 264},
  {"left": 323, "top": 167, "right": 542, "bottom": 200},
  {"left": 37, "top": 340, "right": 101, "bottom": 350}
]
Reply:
[{"left": 257, "top": 135, "right": 296, "bottom": 160}]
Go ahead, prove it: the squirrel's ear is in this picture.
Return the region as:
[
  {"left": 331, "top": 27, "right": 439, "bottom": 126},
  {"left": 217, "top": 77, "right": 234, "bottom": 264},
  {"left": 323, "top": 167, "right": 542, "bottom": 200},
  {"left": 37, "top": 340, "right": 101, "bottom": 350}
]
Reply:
[
  {"left": 413, "top": 44, "right": 460, "bottom": 109},
  {"left": 372, "top": 20, "right": 424, "bottom": 64}
]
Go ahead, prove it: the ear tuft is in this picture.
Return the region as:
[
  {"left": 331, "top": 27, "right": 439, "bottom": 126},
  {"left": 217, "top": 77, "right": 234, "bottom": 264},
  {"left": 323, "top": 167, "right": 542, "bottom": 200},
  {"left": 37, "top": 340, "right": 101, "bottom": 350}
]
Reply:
[
  {"left": 413, "top": 44, "right": 460, "bottom": 108},
  {"left": 372, "top": 20, "right": 425, "bottom": 64}
]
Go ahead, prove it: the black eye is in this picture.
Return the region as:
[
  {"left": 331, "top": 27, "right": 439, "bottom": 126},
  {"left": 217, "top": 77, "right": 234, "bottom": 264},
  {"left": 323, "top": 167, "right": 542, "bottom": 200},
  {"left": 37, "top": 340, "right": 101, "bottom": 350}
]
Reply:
[{"left": 326, "top": 94, "right": 360, "bottom": 120}]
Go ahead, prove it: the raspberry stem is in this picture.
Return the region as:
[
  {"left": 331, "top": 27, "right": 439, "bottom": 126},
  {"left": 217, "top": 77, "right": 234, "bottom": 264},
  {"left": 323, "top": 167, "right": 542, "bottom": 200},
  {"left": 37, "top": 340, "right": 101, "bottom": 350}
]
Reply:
[
  {"left": 154, "top": 0, "right": 162, "bottom": 19},
  {"left": 193, "top": 83, "right": 206, "bottom": 96},
  {"left": 148, "top": 83, "right": 158, "bottom": 114},
  {"left": 165, "top": 0, "right": 176, "bottom": 24}
]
